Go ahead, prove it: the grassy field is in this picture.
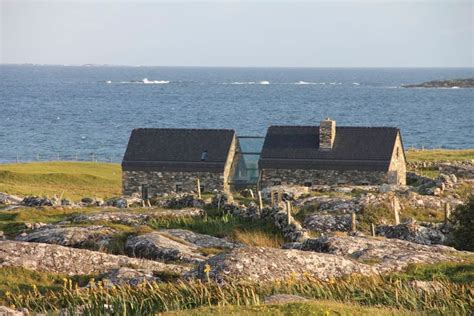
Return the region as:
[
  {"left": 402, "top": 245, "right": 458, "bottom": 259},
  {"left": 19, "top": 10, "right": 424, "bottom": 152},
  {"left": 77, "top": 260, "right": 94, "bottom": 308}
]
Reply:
[
  {"left": 2, "top": 258, "right": 472, "bottom": 315},
  {"left": 0, "top": 149, "right": 472, "bottom": 200},
  {"left": 0, "top": 161, "right": 121, "bottom": 200},
  {"left": 405, "top": 149, "right": 474, "bottom": 162}
]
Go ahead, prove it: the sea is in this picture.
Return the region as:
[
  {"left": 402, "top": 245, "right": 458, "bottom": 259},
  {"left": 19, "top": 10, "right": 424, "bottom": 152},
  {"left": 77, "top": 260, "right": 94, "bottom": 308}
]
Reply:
[{"left": 0, "top": 65, "right": 473, "bottom": 163}]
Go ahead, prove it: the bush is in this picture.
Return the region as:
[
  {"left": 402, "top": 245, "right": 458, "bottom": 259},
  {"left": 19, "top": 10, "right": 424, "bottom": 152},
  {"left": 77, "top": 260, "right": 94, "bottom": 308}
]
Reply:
[{"left": 450, "top": 195, "right": 474, "bottom": 251}]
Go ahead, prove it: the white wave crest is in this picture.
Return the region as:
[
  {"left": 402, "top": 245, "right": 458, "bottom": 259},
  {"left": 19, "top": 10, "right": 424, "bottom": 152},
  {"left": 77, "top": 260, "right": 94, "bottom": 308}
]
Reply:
[
  {"left": 294, "top": 81, "right": 326, "bottom": 85},
  {"left": 259, "top": 81, "right": 270, "bottom": 85},
  {"left": 352, "top": 82, "right": 360, "bottom": 86},
  {"left": 229, "top": 81, "right": 256, "bottom": 85},
  {"left": 141, "top": 78, "right": 170, "bottom": 84}
]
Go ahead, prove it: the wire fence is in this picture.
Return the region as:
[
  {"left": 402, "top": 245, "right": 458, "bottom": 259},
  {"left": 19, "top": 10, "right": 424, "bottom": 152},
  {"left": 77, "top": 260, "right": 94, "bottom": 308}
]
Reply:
[{"left": 0, "top": 153, "right": 123, "bottom": 164}]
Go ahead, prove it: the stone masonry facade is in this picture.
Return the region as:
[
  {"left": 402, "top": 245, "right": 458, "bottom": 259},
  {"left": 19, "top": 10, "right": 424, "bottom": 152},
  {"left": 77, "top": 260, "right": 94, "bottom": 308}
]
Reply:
[
  {"left": 122, "top": 136, "right": 238, "bottom": 196},
  {"left": 260, "top": 135, "right": 406, "bottom": 188},
  {"left": 259, "top": 169, "right": 389, "bottom": 188}
]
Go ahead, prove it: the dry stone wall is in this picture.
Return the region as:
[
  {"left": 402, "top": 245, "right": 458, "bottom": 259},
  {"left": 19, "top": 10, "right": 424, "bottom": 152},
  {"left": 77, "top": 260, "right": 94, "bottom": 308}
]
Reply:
[
  {"left": 123, "top": 170, "right": 224, "bottom": 196},
  {"left": 260, "top": 168, "right": 388, "bottom": 188}
]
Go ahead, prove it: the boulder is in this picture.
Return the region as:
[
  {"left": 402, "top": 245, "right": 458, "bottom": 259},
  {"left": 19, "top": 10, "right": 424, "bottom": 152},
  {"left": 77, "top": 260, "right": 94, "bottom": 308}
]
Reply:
[
  {"left": 125, "top": 232, "right": 206, "bottom": 263},
  {"left": 376, "top": 220, "right": 447, "bottom": 245},
  {"left": 191, "top": 247, "right": 375, "bottom": 282},
  {"left": 261, "top": 185, "right": 309, "bottom": 201},
  {"left": 303, "top": 214, "right": 352, "bottom": 233},
  {"left": 0, "top": 240, "right": 189, "bottom": 276},
  {"left": 16, "top": 225, "right": 117, "bottom": 248},
  {"left": 104, "top": 267, "right": 159, "bottom": 286},
  {"left": 69, "top": 209, "right": 204, "bottom": 225},
  {"left": 21, "top": 196, "right": 53, "bottom": 207},
  {"left": 293, "top": 235, "right": 462, "bottom": 272},
  {"left": 159, "top": 229, "right": 237, "bottom": 249},
  {"left": 0, "top": 192, "right": 23, "bottom": 205},
  {"left": 0, "top": 306, "right": 27, "bottom": 316}
]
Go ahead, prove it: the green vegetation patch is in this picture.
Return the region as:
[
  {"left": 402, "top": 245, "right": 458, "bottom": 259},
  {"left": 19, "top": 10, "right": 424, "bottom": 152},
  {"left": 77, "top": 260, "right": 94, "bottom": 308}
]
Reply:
[
  {"left": 149, "top": 214, "right": 285, "bottom": 247},
  {"left": 405, "top": 149, "right": 474, "bottom": 162},
  {"left": 0, "top": 162, "right": 121, "bottom": 200}
]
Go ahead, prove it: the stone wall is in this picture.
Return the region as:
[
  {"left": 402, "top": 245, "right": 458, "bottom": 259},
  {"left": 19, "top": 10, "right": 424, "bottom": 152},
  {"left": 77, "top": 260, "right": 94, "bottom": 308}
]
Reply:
[
  {"left": 122, "top": 171, "right": 224, "bottom": 196},
  {"left": 388, "top": 133, "right": 407, "bottom": 185},
  {"left": 260, "top": 168, "right": 388, "bottom": 188},
  {"left": 223, "top": 136, "right": 238, "bottom": 192}
]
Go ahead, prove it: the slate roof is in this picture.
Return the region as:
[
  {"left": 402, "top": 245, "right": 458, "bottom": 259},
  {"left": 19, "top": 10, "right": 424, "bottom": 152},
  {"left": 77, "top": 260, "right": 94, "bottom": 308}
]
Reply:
[
  {"left": 259, "top": 126, "right": 401, "bottom": 171},
  {"left": 122, "top": 128, "right": 235, "bottom": 172}
]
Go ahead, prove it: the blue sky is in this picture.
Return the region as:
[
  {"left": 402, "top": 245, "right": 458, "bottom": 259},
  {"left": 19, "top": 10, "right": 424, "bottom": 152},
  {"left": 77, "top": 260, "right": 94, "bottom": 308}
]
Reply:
[{"left": 1, "top": 1, "right": 472, "bottom": 67}]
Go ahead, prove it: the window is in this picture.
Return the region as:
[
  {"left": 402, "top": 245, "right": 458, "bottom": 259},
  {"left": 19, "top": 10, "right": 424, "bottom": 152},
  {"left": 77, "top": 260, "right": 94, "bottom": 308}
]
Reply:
[
  {"left": 304, "top": 181, "right": 312, "bottom": 187},
  {"left": 175, "top": 184, "right": 182, "bottom": 192},
  {"left": 200, "top": 150, "right": 208, "bottom": 161}
]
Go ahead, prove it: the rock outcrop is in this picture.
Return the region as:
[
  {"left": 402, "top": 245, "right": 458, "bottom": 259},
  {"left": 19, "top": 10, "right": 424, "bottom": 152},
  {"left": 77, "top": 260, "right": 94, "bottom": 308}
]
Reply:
[
  {"left": 376, "top": 220, "right": 447, "bottom": 245},
  {"left": 290, "top": 235, "right": 462, "bottom": 272},
  {"left": 192, "top": 247, "right": 376, "bottom": 282},
  {"left": 402, "top": 78, "right": 474, "bottom": 88},
  {"left": 104, "top": 267, "right": 160, "bottom": 286},
  {"left": 125, "top": 230, "right": 235, "bottom": 263},
  {"left": 15, "top": 225, "right": 117, "bottom": 248},
  {"left": 0, "top": 240, "right": 189, "bottom": 276},
  {"left": 303, "top": 214, "right": 352, "bottom": 232}
]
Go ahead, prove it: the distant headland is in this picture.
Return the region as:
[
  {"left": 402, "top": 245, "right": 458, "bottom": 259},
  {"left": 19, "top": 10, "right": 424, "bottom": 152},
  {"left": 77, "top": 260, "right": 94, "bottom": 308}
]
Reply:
[{"left": 402, "top": 78, "right": 474, "bottom": 88}]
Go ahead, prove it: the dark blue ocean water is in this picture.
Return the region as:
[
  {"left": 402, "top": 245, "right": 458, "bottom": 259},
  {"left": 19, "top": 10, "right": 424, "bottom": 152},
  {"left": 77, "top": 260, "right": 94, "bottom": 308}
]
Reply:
[{"left": 0, "top": 65, "right": 473, "bottom": 163}]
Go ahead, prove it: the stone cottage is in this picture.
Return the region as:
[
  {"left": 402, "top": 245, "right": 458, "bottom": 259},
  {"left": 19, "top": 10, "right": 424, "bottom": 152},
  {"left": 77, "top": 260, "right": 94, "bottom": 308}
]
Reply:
[
  {"left": 122, "top": 128, "right": 238, "bottom": 197},
  {"left": 258, "top": 119, "right": 406, "bottom": 188}
]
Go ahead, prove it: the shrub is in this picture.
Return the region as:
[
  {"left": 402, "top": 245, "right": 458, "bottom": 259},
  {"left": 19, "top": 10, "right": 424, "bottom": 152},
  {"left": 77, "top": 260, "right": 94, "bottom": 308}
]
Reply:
[{"left": 450, "top": 195, "right": 474, "bottom": 251}]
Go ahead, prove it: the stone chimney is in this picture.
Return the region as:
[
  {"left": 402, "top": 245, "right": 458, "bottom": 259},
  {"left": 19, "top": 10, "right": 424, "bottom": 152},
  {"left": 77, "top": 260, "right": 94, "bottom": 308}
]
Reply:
[{"left": 319, "top": 118, "right": 336, "bottom": 150}]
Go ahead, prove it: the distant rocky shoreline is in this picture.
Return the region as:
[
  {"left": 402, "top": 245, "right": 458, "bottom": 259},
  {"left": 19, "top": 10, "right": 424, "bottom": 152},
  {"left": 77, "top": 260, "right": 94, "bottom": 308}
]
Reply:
[{"left": 402, "top": 78, "right": 474, "bottom": 88}]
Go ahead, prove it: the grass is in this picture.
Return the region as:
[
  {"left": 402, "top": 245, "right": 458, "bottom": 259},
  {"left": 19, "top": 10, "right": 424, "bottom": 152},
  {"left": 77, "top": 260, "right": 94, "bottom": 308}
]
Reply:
[
  {"left": 405, "top": 149, "right": 474, "bottom": 162},
  {"left": 166, "top": 300, "right": 421, "bottom": 315},
  {"left": 0, "top": 161, "right": 121, "bottom": 200},
  {"left": 149, "top": 214, "right": 285, "bottom": 248},
  {"left": 3, "top": 265, "right": 471, "bottom": 315}
]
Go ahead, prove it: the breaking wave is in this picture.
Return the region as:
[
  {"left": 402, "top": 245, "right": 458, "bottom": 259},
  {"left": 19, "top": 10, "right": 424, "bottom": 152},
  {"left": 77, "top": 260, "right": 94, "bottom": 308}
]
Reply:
[
  {"left": 227, "top": 81, "right": 270, "bottom": 85},
  {"left": 106, "top": 78, "right": 170, "bottom": 84}
]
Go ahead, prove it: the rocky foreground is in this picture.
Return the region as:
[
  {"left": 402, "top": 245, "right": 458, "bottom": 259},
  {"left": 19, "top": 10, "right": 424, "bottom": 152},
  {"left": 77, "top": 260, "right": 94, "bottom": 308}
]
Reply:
[{"left": 0, "top": 159, "right": 472, "bottom": 298}]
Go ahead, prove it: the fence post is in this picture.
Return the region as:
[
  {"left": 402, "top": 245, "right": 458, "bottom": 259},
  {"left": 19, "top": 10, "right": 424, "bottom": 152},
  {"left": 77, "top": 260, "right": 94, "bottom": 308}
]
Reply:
[
  {"left": 36, "top": 153, "right": 40, "bottom": 161},
  {"left": 371, "top": 223, "right": 376, "bottom": 237},
  {"left": 91, "top": 153, "right": 95, "bottom": 162},
  {"left": 392, "top": 195, "right": 400, "bottom": 225},
  {"left": 286, "top": 200, "right": 292, "bottom": 225},
  {"left": 196, "top": 178, "right": 201, "bottom": 199},
  {"left": 258, "top": 191, "right": 263, "bottom": 211},
  {"left": 351, "top": 212, "right": 356, "bottom": 232},
  {"left": 444, "top": 202, "right": 451, "bottom": 225},
  {"left": 16, "top": 155, "right": 19, "bottom": 163}
]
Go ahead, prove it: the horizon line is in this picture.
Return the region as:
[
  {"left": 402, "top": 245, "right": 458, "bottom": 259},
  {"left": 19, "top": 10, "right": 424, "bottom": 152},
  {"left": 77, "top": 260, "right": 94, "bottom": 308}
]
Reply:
[{"left": 1, "top": 63, "right": 473, "bottom": 69}]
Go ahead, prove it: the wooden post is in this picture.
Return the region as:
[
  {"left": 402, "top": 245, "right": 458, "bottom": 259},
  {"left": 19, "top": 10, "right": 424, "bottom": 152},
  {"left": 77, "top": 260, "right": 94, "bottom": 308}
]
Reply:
[
  {"left": 392, "top": 195, "right": 400, "bottom": 225},
  {"left": 351, "top": 212, "right": 356, "bottom": 232},
  {"left": 444, "top": 202, "right": 451, "bottom": 225},
  {"left": 16, "top": 155, "right": 19, "bottom": 163},
  {"left": 286, "top": 200, "right": 291, "bottom": 225},
  {"left": 147, "top": 199, "right": 151, "bottom": 208},
  {"left": 249, "top": 189, "right": 255, "bottom": 199},
  {"left": 270, "top": 190, "right": 275, "bottom": 207},
  {"left": 258, "top": 191, "right": 263, "bottom": 211},
  {"left": 278, "top": 191, "right": 282, "bottom": 204},
  {"left": 196, "top": 178, "right": 201, "bottom": 199},
  {"left": 36, "top": 153, "right": 40, "bottom": 161},
  {"left": 371, "top": 223, "right": 376, "bottom": 237}
]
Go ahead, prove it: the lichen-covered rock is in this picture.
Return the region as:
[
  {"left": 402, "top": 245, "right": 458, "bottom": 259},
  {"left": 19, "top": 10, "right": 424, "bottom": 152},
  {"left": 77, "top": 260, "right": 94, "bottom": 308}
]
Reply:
[
  {"left": 0, "top": 192, "right": 23, "bottom": 205},
  {"left": 21, "top": 196, "right": 54, "bottom": 207},
  {"left": 15, "top": 225, "right": 117, "bottom": 248},
  {"left": 69, "top": 208, "right": 205, "bottom": 225},
  {"left": 294, "top": 235, "right": 462, "bottom": 272},
  {"left": 125, "top": 232, "right": 206, "bottom": 263},
  {"left": 104, "top": 267, "right": 160, "bottom": 286},
  {"left": 70, "top": 212, "right": 151, "bottom": 225},
  {"left": 0, "top": 306, "right": 28, "bottom": 316},
  {"left": 0, "top": 240, "right": 189, "bottom": 276},
  {"left": 191, "top": 247, "right": 376, "bottom": 282},
  {"left": 303, "top": 214, "right": 352, "bottom": 232},
  {"left": 376, "top": 220, "right": 447, "bottom": 245},
  {"left": 159, "top": 229, "right": 237, "bottom": 249},
  {"left": 261, "top": 185, "right": 309, "bottom": 201}
]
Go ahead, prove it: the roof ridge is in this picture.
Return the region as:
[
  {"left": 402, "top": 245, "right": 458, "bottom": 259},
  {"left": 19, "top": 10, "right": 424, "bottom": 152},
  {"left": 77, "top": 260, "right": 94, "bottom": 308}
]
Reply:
[
  {"left": 268, "top": 125, "right": 399, "bottom": 129},
  {"left": 133, "top": 128, "right": 236, "bottom": 132}
]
